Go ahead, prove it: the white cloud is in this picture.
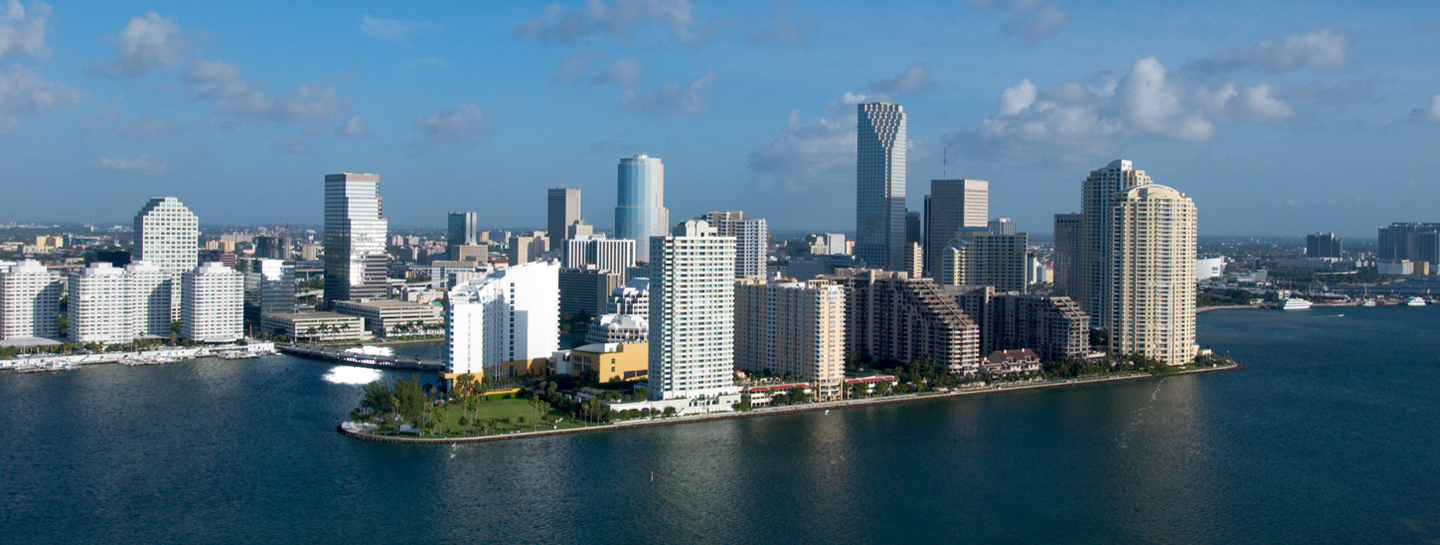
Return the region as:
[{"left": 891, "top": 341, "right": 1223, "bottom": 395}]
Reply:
[
  {"left": 867, "top": 63, "right": 936, "bottom": 98},
  {"left": 85, "top": 12, "right": 191, "bottom": 78},
  {"left": 517, "top": 0, "right": 717, "bottom": 47},
  {"left": 181, "top": 59, "right": 352, "bottom": 124},
  {"left": 0, "top": 0, "right": 49, "bottom": 61},
  {"left": 1410, "top": 93, "right": 1440, "bottom": 123},
  {"left": 1110, "top": 57, "right": 1213, "bottom": 141},
  {"left": 1183, "top": 30, "right": 1352, "bottom": 74},
  {"left": 747, "top": 10, "right": 819, "bottom": 49},
  {"left": 594, "top": 57, "right": 645, "bottom": 86},
  {"left": 620, "top": 71, "right": 715, "bottom": 116},
  {"left": 335, "top": 114, "right": 371, "bottom": 137},
  {"left": 272, "top": 138, "right": 310, "bottom": 154},
  {"left": 1194, "top": 83, "right": 1295, "bottom": 123},
  {"left": 0, "top": 64, "right": 85, "bottom": 134},
  {"left": 359, "top": 15, "right": 442, "bottom": 46},
  {"left": 553, "top": 50, "right": 646, "bottom": 86},
  {"left": 409, "top": 102, "right": 491, "bottom": 154},
  {"left": 966, "top": 0, "right": 1069, "bottom": 43},
  {"left": 747, "top": 92, "right": 867, "bottom": 192},
  {"left": 90, "top": 154, "right": 166, "bottom": 174}
]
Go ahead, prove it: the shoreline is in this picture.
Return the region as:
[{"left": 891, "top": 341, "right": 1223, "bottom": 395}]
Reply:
[{"left": 338, "top": 362, "right": 1240, "bottom": 445}]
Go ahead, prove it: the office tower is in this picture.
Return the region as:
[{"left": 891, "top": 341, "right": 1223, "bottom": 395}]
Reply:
[
  {"left": 938, "top": 228, "right": 1029, "bottom": 293},
  {"left": 822, "top": 269, "right": 980, "bottom": 373},
  {"left": 1080, "top": 159, "right": 1152, "bottom": 329},
  {"left": 197, "top": 249, "right": 237, "bottom": 269},
  {"left": 548, "top": 187, "right": 581, "bottom": 240},
  {"left": 447, "top": 212, "right": 478, "bottom": 260},
  {"left": 1306, "top": 233, "right": 1343, "bottom": 259},
  {"left": 856, "top": 103, "right": 907, "bottom": 272},
  {"left": 94, "top": 250, "right": 132, "bottom": 268},
  {"left": 253, "top": 235, "right": 291, "bottom": 260},
  {"left": 924, "top": 179, "right": 988, "bottom": 277},
  {"left": 585, "top": 277, "right": 650, "bottom": 344},
  {"left": 988, "top": 218, "right": 1016, "bottom": 235},
  {"left": 906, "top": 211, "right": 922, "bottom": 245},
  {"left": 904, "top": 242, "right": 923, "bottom": 278},
  {"left": 1110, "top": 184, "right": 1197, "bottom": 366},
  {"left": 734, "top": 278, "right": 846, "bottom": 399},
  {"left": 133, "top": 197, "right": 199, "bottom": 319},
  {"left": 181, "top": 262, "right": 244, "bottom": 343},
  {"left": 648, "top": 219, "right": 738, "bottom": 401},
  {"left": 615, "top": 155, "right": 669, "bottom": 263},
  {"left": 301, "top": 243, "right": 318, "bottom": 261},
  {"left": 807, "top": 233, "right": 848, "bottom": 255},
  {"left": 559, "top": 266, "right": 624, "bottom": 317},
  {"left": 445, "top": 261, "right": 560, "bottom": 379},
  {"left": 706, "top": 211, "right": 769, "bottom": 278},
  {"left": 507, "top": 232, "right": 549, "bottom": 265},
  {"left": 324, "top": 173, "right": 388, "bottom": 305},
  {"left": 566, "top": 219, "right": 594, "bottom": 239},
  {"left": 562, "top": 234, "right": 636, "bottom": 272},
  {"left": 243, "top": 258, "right": 296, "bottom": 323},
  {"left": 1053, "top": 213, "right": 1083, "bottom": 298},
  {"left": 0, "top": 260, "right": 62, "bottom": 340}
]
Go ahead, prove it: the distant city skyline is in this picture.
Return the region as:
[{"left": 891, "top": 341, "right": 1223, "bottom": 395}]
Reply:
[{"left": 0, "top": 2, "right": 1436, "bottom": 237}]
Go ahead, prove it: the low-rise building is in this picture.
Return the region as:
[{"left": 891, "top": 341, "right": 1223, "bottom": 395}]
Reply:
[
  {"left": 332, "top": 299, "right": 443, "bottom": 337},
  {"left": 983, "top": 349, "right": 1043, "bottom": 375},
  {"left": 261, "top": 312, "right": 364, "bottom": 342},
  {"left": 584, "top": 313, "right": 648, "bottom": 344},
  {"left": 570, "top": 342, "right": 649, "bottom": 383}
]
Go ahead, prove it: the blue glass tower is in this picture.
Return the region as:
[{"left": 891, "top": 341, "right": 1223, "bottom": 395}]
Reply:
[{"left": 615, "top": 155, "right": 669, "bottom": 263}]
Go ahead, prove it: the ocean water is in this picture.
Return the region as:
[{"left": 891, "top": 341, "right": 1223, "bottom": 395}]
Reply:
[{"left": 1, "top": 306, "right": 1437, "bottom": 544}]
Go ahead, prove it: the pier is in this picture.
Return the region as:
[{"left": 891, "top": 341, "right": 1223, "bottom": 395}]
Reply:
[{"left": 278, "top": 344, "right": 445, "bottom": 372}]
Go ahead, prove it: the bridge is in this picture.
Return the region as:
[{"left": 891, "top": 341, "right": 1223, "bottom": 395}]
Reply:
[{"left": 279, "top": 344, "right": 446, "bottom": 372}]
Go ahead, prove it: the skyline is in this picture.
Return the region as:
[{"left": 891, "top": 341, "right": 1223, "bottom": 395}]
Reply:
[{"left": 0, "top": 1, "right": 1436, "bottom": 236}]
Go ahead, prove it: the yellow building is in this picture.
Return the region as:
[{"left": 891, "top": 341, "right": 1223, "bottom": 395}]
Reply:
[{"left": 571, "top": 342, "right": 648, "bottom": 383}]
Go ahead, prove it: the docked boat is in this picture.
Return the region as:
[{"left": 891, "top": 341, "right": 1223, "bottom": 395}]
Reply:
[
  {"left": 1280, "top": 298, "right": 1313, "bottom": 310},
  {"left": 1361, "top": 300, "right": 1377, "bottom": 307},
  {"left": 1407, "top": 297, "right": 1426, "bottom": 307}
]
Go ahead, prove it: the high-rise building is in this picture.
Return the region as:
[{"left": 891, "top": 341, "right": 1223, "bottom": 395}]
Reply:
[
  {"left": 988, "top": 218, "right": 1016, "bottom": 235},
  {"left": 67, "top": 262, "right": 129, "bottom": 344},
  {"left": 242, "top": 258, "right": 296, "bottom": 323},
  {"left": 1110, "top": 184, "right": 1197, "bottom": 366},
  {"left": 903, "top": 242, "right": 924, "bottom": 278},
  {"left": 323, "top": 173, "right": 388, "bottom": 305},
  {"left": 856, "top": 103, "right": 907, "bottom": 272},
  {"left": 822, "top": 268, "right": 980, "bottom": 373},
  {"left": 584, "top": 277, "right": 650, "bottom": 345},
  {"left": 548, "top": 187, "right": 581, "bottom": 241},
  {"left": 706, "top": 211, "right": 769, "bottom": 278},
  {"left": 616, "top": 155, "right": 669, "bottom": 263},
  {"left": 906, "top": 211, "right": 922, "bottom": 245},
  {"left": 1080, "top": 160, "right": 1152, "bottom": 329},
  {"left": 566, "top": 219, "right": 594, "bottom": 239},
  {"left": 507, "top": 232, "right": 549, "bottom": 265},
  {"left": 181, "top": 262, "right": 244, "bottom": 343},
  {"left": 648, "top": 219, "right": 737, "bottom": 401},
  {"left": 734, "top": 278, "right": 847, "bottom": 399},
  {"left": 938, "top": 228, "right": 1029, "bottom": 293},
  {"left": 447, "top": 212, "right": 478, "bottom": 260},
  {"left": 252, "top": 235, "right": 291, "bottom": 260},
  {"left": 558, "top": 266, "right": 623, "bottom": 318},
  {"left": 562, "top": 234, "right": 636, "bottom": 272},
  {"left": 1052, "top": 213, "right": 1083, "bottom": 298},
  {"left": 133, "top": 197, "right": 199, "bottom": 319},
  {"left": 125, "top": 260, "right": 173, "bottom": 339},
  {"left": 445, "top": 260, "right": 560, "bottom": 379},
  {"left": 1306, "top": 233, "right": 1343, "bottom": 259},
  {"left": 0, "top": 260, "right": 62, "bottom": 341},
  {"left": 950, "top": 286, "right": 1090, "bottom": 361},
  {"left": 924, "top": 179, "right": 988, "bottom": 277}
]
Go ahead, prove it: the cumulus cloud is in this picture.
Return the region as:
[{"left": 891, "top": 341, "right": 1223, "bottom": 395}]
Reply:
[
  {"left": 517, "top": 0, "right": 717, "bottom": 46},
  {"left": 966, "top": 0, "right": 1069, "bottom": 43},
  {"left": 747, "top": 92, "right": 867, "bottom": 192},
  {"left": 867, "top": 63, "right": 936, "bottom": 98},
  {"left": 335, "top": 114, "right": 371, "bottom": 137},
  {"left": 359, "top": 15, "right": 442, "bottom": 46},
  {"left": 0, "top": 0, "right": 49, "bottom": 61},
  {"left": 85, "top": 12, "right": 191, "bottom": 78},
  {"left": 90, "top": 154, "right": 166, "bottom": 174},
  {"left": 943, "top": 56, "right": 1298, "bottom": 164},
  {"left": 272, "top": 138, "right": 310, "bottom": 154},
  {"left": 1410, "top": 93, "right": 1440, "bottom": 124},
  {"left": 408, "top": 102, "right": 491, "bottom": 154},
  {"left": 620, "top": 71, "right": 715, "bottom": 116},
  {"left": 1183, "top": 30, "right": 1352, "bottom": 74},
  {"left": 180, "top": 59, "right": 352, "bottom": 124},
  {"left": 0, "top": 64, "right": 85, "bottom": 133},
  {"left": 747, "top": 9, "right": 820, "bottom": 49}
]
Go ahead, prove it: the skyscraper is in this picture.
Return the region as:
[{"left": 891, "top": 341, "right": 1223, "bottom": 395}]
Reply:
[
  {"left": 1110, "top": 184, "right": 1196, "bottom": 366},
  {"left": 1052, "top": 213, "right": 1083, "bottom": 298},
  {"left": 856, "top": 103, "right": 907, "bottom": 272},
  {"left": 906, "top": 211, "right": 922, "bottom": 245},
  {"left": 734, "top": 277, "right": 847, "bottom": 399},
  {"left": 446, "top": 261, "right": 560, "bottom": 380},
  {"left": 706, "top": 211, "right": 769, "bottom": 278},
  {"left": 988, "top": 218, "right": 1016, "bottom": 235},
  {"left": 924, "top": 179, "right": 988, "bottom": 278},
  {"left": 616, "top": 155, "right": 668, "bottom": 263},
  {"left": 323, "top": 173, "right": 388, "bottom": 306},
  {"left": 0, "top": 260, "right": 62, "bottom": 341},
  {"left": 648, "top": 219, "right": 737, "bottom": 401},
  {"left": 181, "top": 262, "right": 244, "bottom": 343},
  {"left": 133, "top": 197, "right": 199, "bottom": 319},
  {"left": 447, "top": 212, "right": 477, "bottom": 260},
  {"left": 938, "top": 228, "right": 1029, "bottom": 293},
  {"left": 548, "top": 187, "right": 581, "bottom": 241},
  {"left": 1306, "top": 233, "right": 1343, "bottom": 259},
  {"left": 1080, "top": 160, "right": 1152, "bottom": 330}
]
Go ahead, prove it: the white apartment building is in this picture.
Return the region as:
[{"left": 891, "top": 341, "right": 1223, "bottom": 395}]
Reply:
[
  {"left": 706, "top": 211, "right": 769, "bottom": 279},
  {"left": 67, "top": 261, "right": 173, "bottom": 344},
  {"left": 647, "top": 219, "right": 738, "bottom": 401},
  {"left": 1109, "top": 184, "right": 1197, "bottom": 366},
  {"left": 0, "top": 260, "right": 63, "bottom": 341},
  {"left": 181, "top": 262, "right": 244, "bottom": 343},
  {"left": 734, "top": 278, "right": 846, "bottom": 399},
  {"left": 445, "top": 260, "right": 559, "bottom": 378},
  {"left": 133, "top": 197, "right": 199, "bottom": 319}
]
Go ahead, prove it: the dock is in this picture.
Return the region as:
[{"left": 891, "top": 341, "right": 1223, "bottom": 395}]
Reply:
[{"left": 278, "top": 344, "right": 445, "bottom": 372}]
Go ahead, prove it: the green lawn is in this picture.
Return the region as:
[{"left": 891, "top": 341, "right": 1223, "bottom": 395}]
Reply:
[{"left": 431, "top": 398, "right": 588, "bottom": 436}]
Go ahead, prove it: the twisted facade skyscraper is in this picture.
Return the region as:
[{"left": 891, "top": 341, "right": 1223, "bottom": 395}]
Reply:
[{"left": 856, "top": 103, "right": 906, "bottom": 272}]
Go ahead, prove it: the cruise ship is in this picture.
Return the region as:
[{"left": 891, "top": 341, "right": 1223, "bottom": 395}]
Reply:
[{"left": 1280, "top": 298, "right": 1313, "bottom": 310}]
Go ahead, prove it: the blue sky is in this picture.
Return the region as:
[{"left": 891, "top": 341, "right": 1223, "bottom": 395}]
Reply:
[{"left": 1, "top": 0, "right": 1437, "bottom": 237}]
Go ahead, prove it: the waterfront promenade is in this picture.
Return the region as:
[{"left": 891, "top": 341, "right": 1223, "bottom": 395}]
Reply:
[
  {"left": 339, "top": 362, "right": 1239, "bottom": 445},
  {"left": 279, "top": 344, "right": 445, "bottom": 372}
]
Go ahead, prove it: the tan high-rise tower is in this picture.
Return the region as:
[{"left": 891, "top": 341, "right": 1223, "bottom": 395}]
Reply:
[
  {"left": 1079, "top": 160, "right": 1151, "bottom": 330},
  {"left": 1109, "top": 184, "right": 1196, "bottom": 366}
]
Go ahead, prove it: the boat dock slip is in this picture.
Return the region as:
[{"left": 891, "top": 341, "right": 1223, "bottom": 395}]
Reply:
[{"left": 279, "top": 344, "right": 445, "bottom": 372}]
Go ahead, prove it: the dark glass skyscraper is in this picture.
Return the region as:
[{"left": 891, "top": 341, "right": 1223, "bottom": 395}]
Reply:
[{"left": 856, "top": 103, "right": 906, "bottom": 272}]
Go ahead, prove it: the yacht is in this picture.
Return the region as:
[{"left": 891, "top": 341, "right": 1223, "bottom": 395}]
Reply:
[
  {"left": 1361, "top": 300, "right": 1377, "bottom": 307},
  {"left": 1280, "top": 298, "right": 1313, "bottom": 310},
  {"left": 1407, "top": 296, "right": 1426, "bottom": 307}
]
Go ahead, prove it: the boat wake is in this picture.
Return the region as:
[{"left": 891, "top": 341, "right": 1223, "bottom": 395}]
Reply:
[
  {"left": 1116, "top": 377, "right": 1168, "bottom": 450},
  {"left": 322, "top": 366, "right": 382, "bottom": 385}
]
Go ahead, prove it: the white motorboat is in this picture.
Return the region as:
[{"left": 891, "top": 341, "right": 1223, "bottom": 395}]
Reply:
[
  {"left": 1280, "top": 298, "right": 1313, "bottom": 310},
  {"left": 1407, "top": 297, "right": 1426, "bottom": 307}
]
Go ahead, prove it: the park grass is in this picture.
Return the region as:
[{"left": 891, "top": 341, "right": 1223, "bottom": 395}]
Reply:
[{"left": 432, "top": 398, "right": 588, "bottom": 436}]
